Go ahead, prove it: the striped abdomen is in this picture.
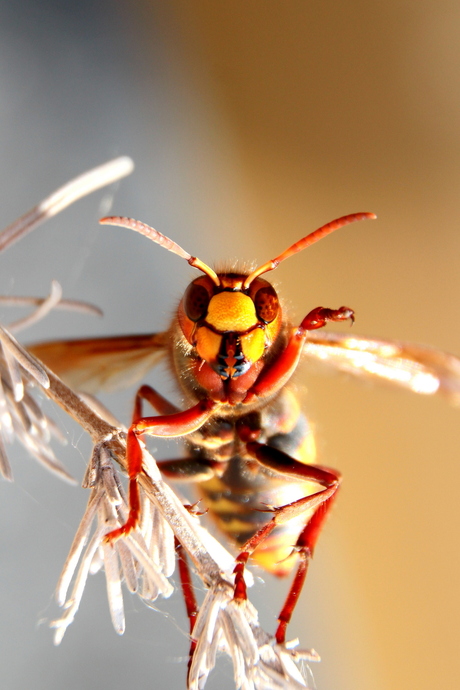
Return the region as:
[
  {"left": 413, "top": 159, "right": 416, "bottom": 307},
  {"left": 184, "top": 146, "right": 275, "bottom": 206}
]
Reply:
[{"left": 196, "top": 388, "right": 318, "bottom": 577}]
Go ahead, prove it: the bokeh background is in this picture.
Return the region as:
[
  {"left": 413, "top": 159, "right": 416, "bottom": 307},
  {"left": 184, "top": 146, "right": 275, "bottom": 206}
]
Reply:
[{"left": 1, "top": 2, "right": 460, "bottom": 689}]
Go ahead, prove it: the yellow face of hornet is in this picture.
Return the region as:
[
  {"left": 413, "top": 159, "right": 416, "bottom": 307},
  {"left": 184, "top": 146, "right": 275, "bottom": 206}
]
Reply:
[{"left": 177, "top": 274, "right": 282, "bottom": 380}]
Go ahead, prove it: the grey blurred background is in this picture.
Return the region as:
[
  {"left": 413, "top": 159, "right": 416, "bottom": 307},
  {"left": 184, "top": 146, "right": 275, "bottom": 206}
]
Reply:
[{"left": 1, "top": 2, "right": 460, "bottom": 689}]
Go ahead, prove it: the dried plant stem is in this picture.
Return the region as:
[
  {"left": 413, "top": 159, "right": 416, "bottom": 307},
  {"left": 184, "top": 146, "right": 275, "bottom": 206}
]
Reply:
[{"left": 40, "top": 361, "right": 116, "bottom": 442}]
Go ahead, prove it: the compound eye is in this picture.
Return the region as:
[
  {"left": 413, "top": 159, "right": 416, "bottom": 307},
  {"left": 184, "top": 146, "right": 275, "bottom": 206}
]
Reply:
[
  {"left": 184, "top": 281, "right": 211, "bottom": 322},
  {"left": 254, "top": 284, "right": 279, "bottom": 323}
]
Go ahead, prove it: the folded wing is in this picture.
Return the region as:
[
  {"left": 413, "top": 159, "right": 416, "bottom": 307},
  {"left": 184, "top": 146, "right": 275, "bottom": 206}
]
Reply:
[{"left": 28, "top": 332, "right": 169, "bottom": 393}]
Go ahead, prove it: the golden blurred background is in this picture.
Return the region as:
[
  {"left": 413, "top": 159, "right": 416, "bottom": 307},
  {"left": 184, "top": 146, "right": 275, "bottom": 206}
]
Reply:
[{"left": 1, "top": 2, "right": 460, "bottom": 689}]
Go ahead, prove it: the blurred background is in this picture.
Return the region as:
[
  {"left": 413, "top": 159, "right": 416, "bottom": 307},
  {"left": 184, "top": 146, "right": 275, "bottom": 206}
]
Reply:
[{"left": 0, "top": 1, "right": 460, "bottom": 689}]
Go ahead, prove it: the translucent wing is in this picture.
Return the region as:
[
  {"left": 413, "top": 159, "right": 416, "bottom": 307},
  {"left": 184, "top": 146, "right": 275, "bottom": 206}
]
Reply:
[
  {"left": 303, "top": 331, "right": 460, "bottom": 405},
  {"left": 28, "top": 333, "right": 169, "bottom": 393}
]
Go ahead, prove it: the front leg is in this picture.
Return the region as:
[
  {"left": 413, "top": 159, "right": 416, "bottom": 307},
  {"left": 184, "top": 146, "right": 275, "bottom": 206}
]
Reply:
[
  {"left": 105, "top": 389, "right": 217, "bottom": 542},
  {"left": 245, "top": 305, "right": 354, "bottom": 403},
  {"left": 301, "top": 305, "right": 354, "bottom": 330}
]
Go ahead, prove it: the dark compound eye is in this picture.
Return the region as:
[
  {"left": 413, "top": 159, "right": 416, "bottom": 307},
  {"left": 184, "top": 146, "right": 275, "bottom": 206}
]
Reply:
[
  {"left": 254, "top": 285, "right": 279, "bottom": 323},
  {"left": 184, "top": 282, "right": 211, "bottom": 322}
]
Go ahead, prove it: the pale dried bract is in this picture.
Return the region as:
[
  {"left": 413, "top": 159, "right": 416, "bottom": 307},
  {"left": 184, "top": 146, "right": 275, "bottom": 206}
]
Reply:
[
  {"left": 0, "top": 324, "right": 73, "bottom": 482},
  {"left": 52, "top": 443, "right": 175, "bottom": 643},
  {"left": 188, "top": 579, "right": 317, "bottom": 690}
]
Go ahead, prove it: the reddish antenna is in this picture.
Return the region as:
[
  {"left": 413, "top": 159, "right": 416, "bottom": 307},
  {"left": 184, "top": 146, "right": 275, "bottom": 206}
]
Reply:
[{"left": 243, "top": 212, "right": 377, "bottom": 289}]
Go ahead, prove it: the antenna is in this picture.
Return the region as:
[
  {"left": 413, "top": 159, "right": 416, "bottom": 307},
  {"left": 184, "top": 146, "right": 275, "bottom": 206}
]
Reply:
[
  {"left": 100, "top": 216, "right": 220, "bottom": 286},
  {"left": 243, "top": 212, "right": 377, "bottom": 289}
]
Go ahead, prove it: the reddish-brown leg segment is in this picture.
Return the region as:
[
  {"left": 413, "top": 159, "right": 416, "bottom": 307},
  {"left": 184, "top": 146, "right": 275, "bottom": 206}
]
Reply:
[
  {"left": 134, "top": 385, "right": 215, "bottom": 481},
  {"left": 175, "top": 537, "right": 199, "bottom": 680},
  {"left": 233, "top": 441, "right": 341, "bottom": 642},
  {"left": 245, "top": 305, "right": 354, "bottom": 404},
  {"left": 133, "top": 384, "right": 180, "bottom": 421},
  {"left": 275, "top": 491, "right": 339, "bottom": 643},
  {"left": 300, "top": 305, "right": 354, "bottom": 330},
  {"left": 104, "top": 390, "right": 217, "bottom": 542}
]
